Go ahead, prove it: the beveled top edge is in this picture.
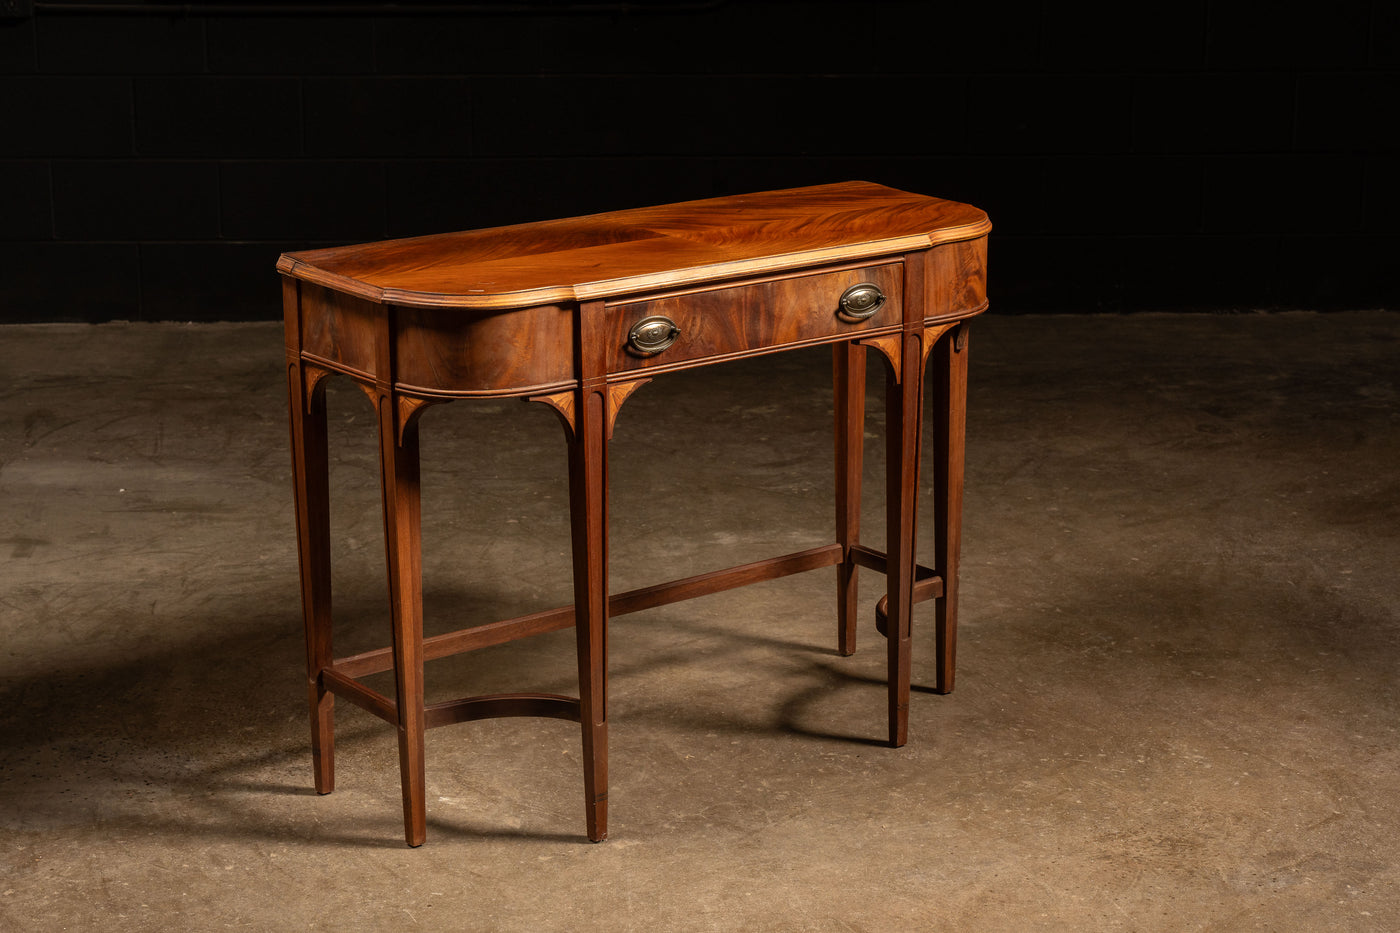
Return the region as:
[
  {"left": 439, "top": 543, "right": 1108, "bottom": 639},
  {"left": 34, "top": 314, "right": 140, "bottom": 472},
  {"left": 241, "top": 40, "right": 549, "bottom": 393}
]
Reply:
[{"left": 277, "top": 182, "right": 991, "bottom": 311}]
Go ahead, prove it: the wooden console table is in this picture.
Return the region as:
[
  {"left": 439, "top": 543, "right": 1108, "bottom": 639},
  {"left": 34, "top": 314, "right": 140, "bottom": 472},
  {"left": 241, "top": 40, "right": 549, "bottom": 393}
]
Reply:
[{"left": 278, "top": 181, "right": 991, "bottom": 846}]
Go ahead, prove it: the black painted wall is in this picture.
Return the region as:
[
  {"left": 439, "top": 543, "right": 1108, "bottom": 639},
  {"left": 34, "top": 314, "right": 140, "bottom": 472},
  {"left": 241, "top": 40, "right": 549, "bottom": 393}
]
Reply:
[{"left": 1, "top": 1, "right": 1396, "bottom": 322}]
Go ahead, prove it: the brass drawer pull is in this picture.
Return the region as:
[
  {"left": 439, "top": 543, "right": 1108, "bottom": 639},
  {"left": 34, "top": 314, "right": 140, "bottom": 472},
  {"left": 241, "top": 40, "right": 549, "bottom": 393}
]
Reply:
[
  {"left": 627, "top": 315, "right": 681, "bottom": 355},
  {"left": 838, "top": 283, "right": 886, "bottom": 320}
]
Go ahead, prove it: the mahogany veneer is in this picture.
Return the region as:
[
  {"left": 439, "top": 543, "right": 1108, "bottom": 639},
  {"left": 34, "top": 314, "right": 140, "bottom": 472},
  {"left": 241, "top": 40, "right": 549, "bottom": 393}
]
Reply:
[{"left": 279, "top": 181, "right": 991, "bottom": 846}]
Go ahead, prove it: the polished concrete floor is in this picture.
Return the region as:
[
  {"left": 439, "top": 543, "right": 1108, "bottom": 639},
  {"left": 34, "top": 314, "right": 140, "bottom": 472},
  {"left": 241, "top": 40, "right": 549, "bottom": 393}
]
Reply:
[{"left": 2, "top": 312, "right": 1397, "bottom": 931}]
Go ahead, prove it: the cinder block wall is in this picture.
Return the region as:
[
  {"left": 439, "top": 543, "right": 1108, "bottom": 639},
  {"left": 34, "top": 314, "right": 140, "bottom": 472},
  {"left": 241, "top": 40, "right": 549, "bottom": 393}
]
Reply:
[{"left": 1, "top": 1, "right": 1395, "bottom": 322}]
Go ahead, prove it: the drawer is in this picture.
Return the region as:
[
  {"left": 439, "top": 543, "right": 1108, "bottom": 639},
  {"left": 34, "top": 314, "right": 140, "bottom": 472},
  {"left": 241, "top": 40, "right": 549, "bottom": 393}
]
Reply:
[{"left": 603, "top": 262, "right": 903, "bottom": 375}]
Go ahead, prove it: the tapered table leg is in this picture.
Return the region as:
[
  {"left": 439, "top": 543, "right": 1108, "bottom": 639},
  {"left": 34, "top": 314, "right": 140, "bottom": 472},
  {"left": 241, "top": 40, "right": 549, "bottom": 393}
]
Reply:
[
  {"left": 288, "top": 365, "right": 335, "bottom": 794},
  {"left": 932, "top": 323, "right": 969, "bottom": 694},
  {"left": 833, "top": 341, "right": 866, "bottom": 657},
  {"left": 884, "top": 331, "right": 925, "bottom": 748},
  {"left": 569, "top": 384, "right": 610, "bottom": 842},
  {"left": 379, "top": 399, "right": 427, "bottom": 847}
]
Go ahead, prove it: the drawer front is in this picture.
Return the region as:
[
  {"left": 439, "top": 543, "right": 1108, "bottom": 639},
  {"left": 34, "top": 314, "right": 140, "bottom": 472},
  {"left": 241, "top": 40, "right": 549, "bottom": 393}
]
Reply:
[{"left": 604, "top": 262, "right": 903, "bottom": 375}]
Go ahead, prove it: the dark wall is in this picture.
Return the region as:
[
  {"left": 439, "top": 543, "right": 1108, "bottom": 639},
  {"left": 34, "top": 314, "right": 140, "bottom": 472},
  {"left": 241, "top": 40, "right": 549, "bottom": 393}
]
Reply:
[{"left": 1, "top": 0, "right": 1396, "bottom": 322}]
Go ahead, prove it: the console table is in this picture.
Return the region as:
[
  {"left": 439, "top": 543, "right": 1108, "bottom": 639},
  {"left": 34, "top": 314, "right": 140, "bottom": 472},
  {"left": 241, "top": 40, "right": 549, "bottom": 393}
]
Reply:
[{"left": 278, "top": 181, "right": 991, "bottom": 846}]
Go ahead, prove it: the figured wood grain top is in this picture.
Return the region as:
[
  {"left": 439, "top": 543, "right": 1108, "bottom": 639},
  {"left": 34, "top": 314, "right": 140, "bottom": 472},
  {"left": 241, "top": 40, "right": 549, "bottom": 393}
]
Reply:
[{"left": 277, "top": 181, "right": 991, "bottom": 311}]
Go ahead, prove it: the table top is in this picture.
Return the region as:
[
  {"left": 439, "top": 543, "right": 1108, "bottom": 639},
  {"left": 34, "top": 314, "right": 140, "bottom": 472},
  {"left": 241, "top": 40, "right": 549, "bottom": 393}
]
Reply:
[{"left": 276, "top": 181, "right": 991, "bottom": 311}]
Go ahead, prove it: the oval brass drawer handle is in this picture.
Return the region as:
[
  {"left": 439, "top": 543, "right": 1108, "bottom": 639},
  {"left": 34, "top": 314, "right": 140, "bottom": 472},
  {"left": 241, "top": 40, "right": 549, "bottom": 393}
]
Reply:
[
  {"left": 627, "top": 315, "right": 681, "bottom": 355},
  {"left": 838, "top": 283, "right": 886, "bottom": 320}
]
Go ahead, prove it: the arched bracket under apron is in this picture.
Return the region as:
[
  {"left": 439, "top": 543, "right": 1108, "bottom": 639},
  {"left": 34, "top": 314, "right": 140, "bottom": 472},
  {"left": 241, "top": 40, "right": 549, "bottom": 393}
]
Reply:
[
  {"left": 857, "top": 334, "right": 905, "bottom": 383},
  {"left": 525, "top": 390, "right": 578, "bottom": 442},
  {"left": 858, "top": 321, "right": 961, "bottom": 384},
  {"left": 924, "top": 321, "right": 960, "bottom": 369},
  {"left": 604, "top": 379, "right": 651, "bottom": 439},
  {"left": 300, "top": 365, "right": 441, "bottom": 447},
  {"left": 526, "top": 378, "right": 651, "bottom": 442},
  {"left": 297, "top": 362, "right": 334, "bottom": 414},
  {"left": 396, "top": 395, "right": 442, "bottom": 446}
]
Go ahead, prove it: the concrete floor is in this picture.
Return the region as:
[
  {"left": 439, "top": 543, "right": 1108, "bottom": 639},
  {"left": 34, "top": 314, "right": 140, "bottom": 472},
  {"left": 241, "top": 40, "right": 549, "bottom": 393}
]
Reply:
[{"left": 2, "top": 311, "right": 1397, "bottom": 931}]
